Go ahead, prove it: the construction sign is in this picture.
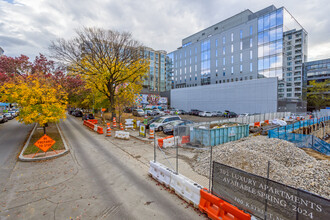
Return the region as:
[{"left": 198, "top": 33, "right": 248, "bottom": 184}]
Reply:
[
  {"left": 139, "top": 125, "right": 146, "bottom": 137},
  {"left": 34, "top": 134, "right": 56, "bottom": 152}
]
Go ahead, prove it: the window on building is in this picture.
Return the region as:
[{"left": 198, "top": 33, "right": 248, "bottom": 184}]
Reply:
[
  {"left": 240, "top": 41, "right": 243, "bottom": 50},
  {"left": 215, "top": 39, "right": 218, "bottom": 47},
  {"left": 223, "top": 71, "right": 225, "bottom": 76},
  {"left": 245, "top": 76, "right": 248, "bottom": 80},
  {"left": 231, "top": 44, "right": 234, "bottom": 53},
  {"left": 250, "top": 38, "right": 253, "bottom": 47},
  {"left": 216, "top": 81, "right": 218, "bottom": 84},
  {"left": 195, "top": 47, "right": 197, "bottom": 54},
  {"left": 250, "top": 26, "right": 253, "bottom": 35},
  {"left": 231, "top": 66, "right": 233, "bottom": 74},
  {"left": 189, "top": 49, "right": 191, "bottom": 56},
  {"left": 250, "top": 50, "right": 253, "bottom": 59},
  {"left": 240, "top": 53, "right": 242, "bottom": 62},
  {"left": 223, "top": 57, "right": 225, "bottom": 65},
  {"left": 223, "top": 36, "right": 225, "bottom": 44},
  {"left": 287, "top": 93, "right": 292, "bottom": 97},
  {"left": 223, "top": 46, "right": 225, "bottom": 55},
  {"left": 240, "top": 65, "right": 242, "bottom": 73},
  {"left": 216, "top": 50, "right": 218, "bottom": 57},
  {"left": 250, "top": 63, "right": 253, "bottom": 72},
  {"left": 231, "top": 33, "right": 234, "bottom": 41},
  {"left": 250, "top": 76, "right": 253, "bottom": 80},
  {"left": 231, "top": 78, "right": 234, "bottom": 82},
  {"left": 240, "top": 30, "right": 242, "bottom": 39},
  {"left": 231, "top": 55, "right": 233, "bottom": 64},
  {"left": 190, "top": 58, "right": 192, "bottom": 64},
  {"left": 216, "top": 60, "right": 218, "bottom": 67}
]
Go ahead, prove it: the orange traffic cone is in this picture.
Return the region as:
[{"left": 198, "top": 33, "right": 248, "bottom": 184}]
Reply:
[
  {"left": 120, "top": 123, "right": 124, "bottom": 130},
  {"left": 106, "top": 123, "right": 112, "bottom": 137},
  {"left": 113, "top": 117, "right": 117, "bottom": 128},
  {"left": 149, "top": 128, "right": 154, "bottom": 139}
]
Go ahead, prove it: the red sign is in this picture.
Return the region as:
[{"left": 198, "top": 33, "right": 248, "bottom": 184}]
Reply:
[
  {"left": 101, "top": 108, "right": 106, "bottom": 112},
  {"left": 34, "top": 134, "right": 56, "bottom": 152}
]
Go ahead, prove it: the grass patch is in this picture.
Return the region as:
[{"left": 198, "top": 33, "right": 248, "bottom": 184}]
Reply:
[{"left": 23, "top": 123, "right": 65, "bottom": 155}]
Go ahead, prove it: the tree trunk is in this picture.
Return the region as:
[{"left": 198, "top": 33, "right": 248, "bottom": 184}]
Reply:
[{"left": 43, "top": 126, "right": 46, "bottom": 134}]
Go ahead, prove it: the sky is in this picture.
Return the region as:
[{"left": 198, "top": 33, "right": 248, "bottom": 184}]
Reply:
[{"left": 0, "top": 0, "right": 330, "bottom": 61}]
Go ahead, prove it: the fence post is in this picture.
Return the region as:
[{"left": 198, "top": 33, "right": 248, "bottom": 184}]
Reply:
[
  {"left": 208, "top": 128, "right": 213, "bottom": 192},
  {"left": 154, "top": 128, "right": 156, "bottom": 162},
  {"left": 312, "top": 135, "right": 314, "bottom": 148},
  {"left": 278, "top": 127, "right": 280, "bottom": 138},
  {"left": 264, "top": 161, "right": 271, "bottom": 220},
  {"left": 175, "top": 127, "right": 178, "bottom": 174}
]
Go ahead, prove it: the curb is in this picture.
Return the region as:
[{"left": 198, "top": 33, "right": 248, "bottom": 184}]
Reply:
[{"left": 18, "top": 123, "right": 70, "bottom": 162}]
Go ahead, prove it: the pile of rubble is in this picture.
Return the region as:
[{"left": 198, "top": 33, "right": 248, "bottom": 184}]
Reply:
[{"left": 193, "top": 136, "right": 330, "bottom": 199}]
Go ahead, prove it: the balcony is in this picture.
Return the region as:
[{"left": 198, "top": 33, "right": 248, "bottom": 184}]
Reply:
[
  {"left": 294, "top": 77, "right": 302, "bottom": 81},
  {"left": 295, "top": 49, "right": 302, "bottom": 54},
  {"left": 295, "top": 39, "right": 302, "bottom": 44},
  {"left": 295, "top": 55, "right": 302, "bottom": 60}
]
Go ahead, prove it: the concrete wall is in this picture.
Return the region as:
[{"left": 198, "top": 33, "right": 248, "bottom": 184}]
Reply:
[{"left": 170, "top": 77, "right": 278, "bottom": 114}]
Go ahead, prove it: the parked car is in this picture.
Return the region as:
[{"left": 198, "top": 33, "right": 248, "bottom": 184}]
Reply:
[
  {"left": 223, "top": 111, "right": 238, "bottom": 118},
  {"left": 146, "top": 116, "right": 162, "bottom": 129},
  {"left": 0, "top": 114, "right": 7, "bottom": 123},
  {"left": 8, "top": 111, "right": 17, "bottom": 117},
  {"left": 163, "top": 119, "right": 194, "bottom": 135},
  {"left": 199, "top": 111, "right": 212, "bottom": 117},
  {"left": 133, "top": 109, "right": 145, "bottom": 117},
  {"left": 211, "top": 111, "right": 222, "bottom": 117},
  {"left": 82, "top": 113, "right": 95, "bottom": 121},
  {"left": 190, "top": 109, "right": 202, "bottom": 116},
  {"left": 150, "top": 115, "right": 181, "bottom": 131},
  {"left": 74, "top": 110, "right": 83, "bottom": 117},
  {"left": 4, "top": 113, "right": 13, "bottom": 120},
  {"left": 179, "top": 110, "right": 189, "bottom": 115},
  {"left": 153, "top": 109, "right": 166, "bottom": 116},
  {"left": 145, "top": 110, "right": 157, "bottom": 116},
  {"left": 238, "top": 113, "right": 250, "bottom": 118}
]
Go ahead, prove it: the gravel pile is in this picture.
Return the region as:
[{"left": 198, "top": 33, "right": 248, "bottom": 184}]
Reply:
[{"left": 193, "top": 136, "right": 330, "bottom": 199}]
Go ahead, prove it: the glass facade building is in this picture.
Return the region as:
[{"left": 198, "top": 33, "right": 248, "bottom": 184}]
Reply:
[
  {"left": 169, "top": 5, "right": 308, "bottom": 112},
  {"left": 142, "top": 47, "right": 170, "bottom": 92}
]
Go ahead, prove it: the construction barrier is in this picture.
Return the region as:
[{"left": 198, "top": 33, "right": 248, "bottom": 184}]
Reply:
[
  {"left": 87, "top": 119, "right": 98, "bottom": 124},
  {"left": 149, "top": 161, "right": 173, "bottom": 187},
  {"left": 125, "top": 119, "right": 134, "bottom": 130},
  {"left": 106, "top": 123, "right": 111, "bottom": 137},
  {"left": 199, "top": 188, "right": 250, "bottom": 220},
  {"left": 149, "top": 128, "right": 154, "bottom": 139},
  {"left": 170, "top": 173, "right": 203, "bottom": 208},
  {"left": 115, "top": 131, "right": 129, "bottom": 140},
  {"left": 83, "top": 120, "right": 103, "bottom": 135},
  {"left": 181, "top": 136, "right": 190, "bottom": 144},
  {"left": 254, "top": 122, "right": 260, "bottom": 127},
  {"left": 119, "top": 123, "right": 124, "bottom": 130},
  {"left": 158, "top": 136, "right": 173, "bottom": 148},
  {"left": 113, "top": 117, "right": 117, "bottom": 128}
]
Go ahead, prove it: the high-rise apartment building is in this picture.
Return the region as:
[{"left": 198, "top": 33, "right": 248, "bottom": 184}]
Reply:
[
  {"left": 142, "top": 47, "right": 171, "bottom": 93},
  {"left": 169, "top": 5, "right": 308, "bottom": 112},
  {"left": 0, "top": 47, "right": 4, "bottom": 56}
]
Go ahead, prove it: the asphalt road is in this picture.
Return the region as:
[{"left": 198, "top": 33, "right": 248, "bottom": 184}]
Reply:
[{"left": 0, "top": 119, "right": 33, "bottom": 191}]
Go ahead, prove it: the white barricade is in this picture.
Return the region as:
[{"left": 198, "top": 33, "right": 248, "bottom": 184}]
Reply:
[
  {"left": 149, "top": 161, "right": 172, "bottom": 187},
  {"left": 170, "top": 173, "right": 186, "bottom": 195},
  {"left": 149, "top": 161, "right": 160, "bottom": 179},
  {"left": 163, "top": 137, "right": 175, "bottom": 148},
  {"left": 125, "top": 119, "right": 134, "bottom": 130},
  {"left": 94, "top": 124, "right": 98, "bottom": 132},
  {"left": 157, "top": 163, "right": 173, "bottom": 187},
  {"left": 181, "top": 178, "right": 203, "bottom": 207},
  {"left": 115, "top": 131, "right": 130, "bottom": 139}
]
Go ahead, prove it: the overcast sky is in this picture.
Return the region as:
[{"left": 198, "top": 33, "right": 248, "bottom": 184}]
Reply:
[{"left": 1, "top": 0, "right": 329, "bottom": 61}]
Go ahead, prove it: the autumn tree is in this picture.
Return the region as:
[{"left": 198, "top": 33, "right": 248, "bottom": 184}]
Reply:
[
  {"left": 0, "top": 74, "right": 67, "bottom": 133},
  {"left": 49, "top": 27, "right": 149, "bottom": 118},
  {"left": 307, "top": 79, "right": 330, "bottom": 110}
]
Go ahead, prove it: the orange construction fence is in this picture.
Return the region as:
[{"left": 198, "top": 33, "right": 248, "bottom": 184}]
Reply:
[
  {"left": 83, "top": 120, "right": 103, "bottom": 134},
  {"left": 199, "top": 188, "right": 250, "bottom": 220},
  {"left": 254, "top": 122, "right": 260, "bottom": 127},
  {"left": 157, "top": 135, "right": 174, "bottom": 148},
  {"left": 264, "top": 120, "right": 269, "bottom": 125}
]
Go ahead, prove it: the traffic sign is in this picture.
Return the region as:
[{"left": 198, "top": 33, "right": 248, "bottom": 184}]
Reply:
[{"left": 34, "top": 134, "right": 56, "bottom": 152}]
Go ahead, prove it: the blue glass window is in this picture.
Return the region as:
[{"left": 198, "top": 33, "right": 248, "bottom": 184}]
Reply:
[
  {"left": 270, "top": 12, "right": 276, "bottom": 28},
  {"left": 223, "top": 36, "right": 226, "bottom": 44},
  {"left": 263, "top": 30, "right": 269, "bottom": 44},
  {"left": 250, "top": 26, "right": 253, "bottom": 35},
  {"left": 276, "top": 40, "right": 283, "bottom": 54},
  {"left": 276, "top": 27, "right": 283, "bottom": 40},
  {"left": 276, "top": 54, "right": 282, "bottom": 67},
  {"left": 264, "top": 57, "right": 270, "bottom": 69},
  {"left": 276, "top": 9, "right": 283, "bottom": 26},
  {"left": 263, "top": 14, "right": 270, "bottom": 30},
  {"left": 258, "top": 59, "right": 264, "bottom": 70},
  {"left": 258, "top": 17, "right": 263, "bottom": 32},
  {"left": 270, "top": 56, "right": 276, "bottom": 68},
  {"left": 240, "top": 30, "right": 242, "bottom": 39},
  {"left": 264, "top": 44, "right": 270, "bottom": 56},
  {"left": 269, "top": 29, "right": 276, "bottom": 42},
  {"left": 269, "top": 42, "right": 276, "bottom": 55},
  {"left": 258, "top": 32, "right": 264, "bottom": 45}
]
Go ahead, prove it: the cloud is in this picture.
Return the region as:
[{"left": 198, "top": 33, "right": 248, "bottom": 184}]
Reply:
[{"left": 0, "top": 0, "right": 329, "bottom": 61}]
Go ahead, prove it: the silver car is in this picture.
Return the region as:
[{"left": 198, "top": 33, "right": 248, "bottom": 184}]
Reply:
[{"left": 150, "top": 115, "right": 181, "bottom": 131}]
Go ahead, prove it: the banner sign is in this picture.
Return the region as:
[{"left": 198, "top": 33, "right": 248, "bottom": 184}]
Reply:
[{"left": 212, "top": 162, "right": 329, "bottom": 220}]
